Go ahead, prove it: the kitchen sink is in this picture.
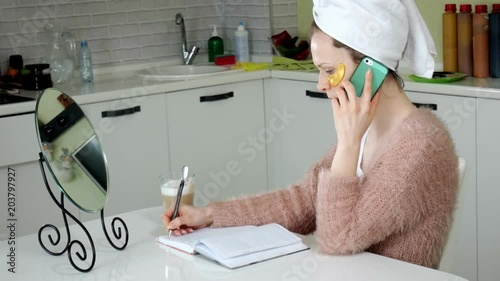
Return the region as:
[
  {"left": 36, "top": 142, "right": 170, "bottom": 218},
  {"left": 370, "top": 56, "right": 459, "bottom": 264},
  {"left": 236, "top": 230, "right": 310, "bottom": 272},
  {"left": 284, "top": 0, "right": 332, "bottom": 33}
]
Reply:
[{"left": 135, "top": 65, "right": 241, "bottom": 80}]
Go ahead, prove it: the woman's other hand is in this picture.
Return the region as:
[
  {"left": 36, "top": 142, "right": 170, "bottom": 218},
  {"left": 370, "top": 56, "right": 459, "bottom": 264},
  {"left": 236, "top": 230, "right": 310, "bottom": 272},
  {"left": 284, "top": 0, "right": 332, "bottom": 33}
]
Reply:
[{"left": 161, "top": 205, "right": 214, "bottom": 236}]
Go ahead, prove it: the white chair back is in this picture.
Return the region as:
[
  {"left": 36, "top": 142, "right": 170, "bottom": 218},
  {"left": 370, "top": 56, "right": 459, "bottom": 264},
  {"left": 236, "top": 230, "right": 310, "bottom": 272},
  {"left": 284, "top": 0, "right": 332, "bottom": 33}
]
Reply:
[{"left": 439, "top": 156, "right": 466, "bottom": 271}]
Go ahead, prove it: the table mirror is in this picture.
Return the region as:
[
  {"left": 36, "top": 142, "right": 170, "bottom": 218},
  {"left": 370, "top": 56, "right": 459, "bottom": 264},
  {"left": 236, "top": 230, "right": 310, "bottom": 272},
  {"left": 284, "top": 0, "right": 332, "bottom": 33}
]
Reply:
[
  {"left": 34, "top": 88, "right": 128, "bottom": 272},
  {"left": 35, "top": 88, "right": 108, "bottom": 212}
]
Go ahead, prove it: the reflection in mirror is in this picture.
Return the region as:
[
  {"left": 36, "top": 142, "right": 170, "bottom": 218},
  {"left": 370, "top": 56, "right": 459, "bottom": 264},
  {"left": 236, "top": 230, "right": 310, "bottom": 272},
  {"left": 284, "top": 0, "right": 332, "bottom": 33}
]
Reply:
[{"left": 35, "top": 88, "right": 108, "bottom": 212}]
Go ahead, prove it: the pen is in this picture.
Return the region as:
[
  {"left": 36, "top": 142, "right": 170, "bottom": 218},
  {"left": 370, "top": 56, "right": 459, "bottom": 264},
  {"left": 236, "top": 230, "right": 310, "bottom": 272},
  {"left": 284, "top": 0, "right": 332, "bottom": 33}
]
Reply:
[{"left": 169, "top": 165, "right": 189, "bottom": 238}]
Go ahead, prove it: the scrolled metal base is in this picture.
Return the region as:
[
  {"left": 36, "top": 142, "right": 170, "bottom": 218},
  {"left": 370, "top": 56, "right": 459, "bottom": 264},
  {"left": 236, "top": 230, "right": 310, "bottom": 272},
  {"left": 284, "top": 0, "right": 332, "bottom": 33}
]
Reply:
[{"left": 37, "top": 153, "right": 129, "bottom": 272}]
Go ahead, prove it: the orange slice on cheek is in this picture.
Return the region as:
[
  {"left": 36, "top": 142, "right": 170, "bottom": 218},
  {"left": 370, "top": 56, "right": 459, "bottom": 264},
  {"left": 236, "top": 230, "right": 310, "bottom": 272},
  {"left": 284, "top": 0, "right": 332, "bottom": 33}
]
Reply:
[{"left": 327, "top": 63, "right": 346, "bottom": 87}]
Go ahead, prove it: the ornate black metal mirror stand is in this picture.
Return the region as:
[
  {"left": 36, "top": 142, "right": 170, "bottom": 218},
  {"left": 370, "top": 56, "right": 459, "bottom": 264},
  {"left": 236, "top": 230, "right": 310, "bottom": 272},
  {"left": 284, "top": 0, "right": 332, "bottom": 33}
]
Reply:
[{"left": 37, "top": 153, "right": 129, "bottom": 272}]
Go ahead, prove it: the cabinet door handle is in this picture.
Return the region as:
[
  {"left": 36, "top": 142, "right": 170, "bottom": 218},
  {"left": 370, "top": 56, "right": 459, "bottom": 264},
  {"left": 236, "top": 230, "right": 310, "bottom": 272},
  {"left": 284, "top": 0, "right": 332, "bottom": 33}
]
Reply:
[
  {"left": 412, "top": 102, "right": 437, "bottom": 111},
  {"left": 306, "top": 90, "right": 329, "bottom": 99},
  {"left": 101, "top": 106, "right": 141, "bottom": 118},
  {"left": 200, "top": 92, "right": 234, "bottom": 102}
]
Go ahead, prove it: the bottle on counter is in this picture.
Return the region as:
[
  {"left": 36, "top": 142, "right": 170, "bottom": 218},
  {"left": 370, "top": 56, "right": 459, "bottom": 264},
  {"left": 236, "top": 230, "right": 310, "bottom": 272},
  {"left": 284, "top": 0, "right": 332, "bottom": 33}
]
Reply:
[
  {"left": 473, "top": 4, "right": 489, "bottom": 78},
  {"left": 457, "top": 4, "right": 473, "bottom": 76},
  {"left": 79, "top": 39, "right": 94, "bottom": 83},
  {"left": 443, "top": 4, "right": 458, "bottom": 72},
  {"left": 208, "top": 25, "right": 224, "bottom": 63},
  {"left": 235, "top": 22, "right": 249, "bottom": 63},
  {"left": 490, "top": 4, "right": 500, "bottom": 78}
]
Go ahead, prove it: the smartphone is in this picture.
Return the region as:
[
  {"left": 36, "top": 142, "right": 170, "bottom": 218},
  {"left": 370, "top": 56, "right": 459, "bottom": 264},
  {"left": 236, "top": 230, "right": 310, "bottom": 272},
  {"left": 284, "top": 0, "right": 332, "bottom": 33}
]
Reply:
[{"left": 349, "top": 56, "right": 389, "bottom": 98}]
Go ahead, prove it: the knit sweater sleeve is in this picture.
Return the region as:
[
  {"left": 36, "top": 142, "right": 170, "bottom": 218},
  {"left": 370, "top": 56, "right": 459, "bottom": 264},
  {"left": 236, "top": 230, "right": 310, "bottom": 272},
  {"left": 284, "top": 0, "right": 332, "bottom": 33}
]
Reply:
[
  {"left": 209, "top": 147, "right": 335, "bottom": 235},
  {"left": 315, "top": 113, "right": 458, "bottom": 255}
]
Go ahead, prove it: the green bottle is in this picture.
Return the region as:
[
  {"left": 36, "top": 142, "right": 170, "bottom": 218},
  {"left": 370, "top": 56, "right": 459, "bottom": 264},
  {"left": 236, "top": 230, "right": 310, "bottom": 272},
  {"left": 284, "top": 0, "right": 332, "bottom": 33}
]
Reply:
[{"left": 208, "top": 25, "right": 224, "bottom": 62}]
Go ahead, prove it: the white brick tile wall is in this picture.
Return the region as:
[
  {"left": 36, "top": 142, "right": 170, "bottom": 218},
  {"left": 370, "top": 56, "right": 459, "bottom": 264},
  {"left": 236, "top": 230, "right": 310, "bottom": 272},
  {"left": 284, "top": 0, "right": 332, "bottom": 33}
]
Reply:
[
  {"left": 0, "top": 7, "right": 36, "bottom": 21},
  {"left": 186, "top": 6, "right": 218, "bottom": 18},
  {"left": 142, "top": 44, "right": 168, "bottom": 58},
  {"left": 47, "top": 4, "right": 73, "bottom": 17},
  {"left": 111, "top": 47, "right": 142, "bottom": 61},
  {"left": 138, "top": 22, "right": 168, "bottom": 35},
  {"left": 16, "top": 45, "right": 45, "bottom": 60},
  {"left": 74, "top": 2, "right": 107, "bottom": 15},
  {"left": 77, "top": 26, "right": 109, "bottom": 40},
  {"left": 251, "top": 17, "right": 271, "bottom": 29},
  {"left": 88, "top": 38, "right": 121, "bottom": 51},
  {"left": 1, "top": 0, "right": 276, "bottom": 70},
  {"left": 164, "top": 32, "right": 181, "bottom": 44},
  {"left": 0, "top": 22, "right": 19, "bottom": 35},
  {"left": 120, "top": 35, "right": 151, "bottom": 48},
  {"left": 141, "top": 0, "right": 169, "bottom": 10},
  {"left": 109, "top": 24, "right": 139, "bottom": 37},
  {"left": 157, "top": 8, "right": 186, "bottom": 22},
  {"left": 55, "top": 16, "right": 91, "bottom": 29},
  {"left": 0, "top": 50, "right": 12, "bottom": 62},
  {"left": 107, "top": 0, "right": 141, "bottom": 13},
  {"left": 127, "top": 11, "right": 157, "bottom": 23},
  {"left": 0, "top": 36, "right": 12, "bottom": 48},
  {"left": 242, "top": 5, "right": 268, "bottom": 16},
  {"left": 273, "top": 4, "right": 290, "bottom": 16},
  {"left": 274, "top": 15, "right": 297, "bottom": 29},
  {"left": 92, "top": 13, "right": 127, "bottom": 26},
  {"left": 200, "top": 17, "right": 220, "bottom": 27},
  {"left": 0, "top": 0, "right": 16, "bottom": 8},
  {"left": 92, "top": 50, "right": 112, "bottom": 64},
  {"left": 271, "top": 0, "right": 297, "bottom": 36},
  {"left": 151, "top": 33, "right": 168, "bottom": 45},
  {"left": 17, "top": 0, "right": 43, "bottom": 5},
  {"left": 183, "top": 18, "right": 202, "bottom": 31}
]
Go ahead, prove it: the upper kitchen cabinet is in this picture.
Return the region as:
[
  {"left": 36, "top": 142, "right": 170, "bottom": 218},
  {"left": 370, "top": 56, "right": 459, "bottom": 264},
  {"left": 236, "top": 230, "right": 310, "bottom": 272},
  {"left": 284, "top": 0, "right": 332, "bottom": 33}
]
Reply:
[
  {"left": 81, "top": 93, "right": 170, "bottom": 217},
  {"left": 166, "top": 80, "right": 268, "bottom": 204},
  {"left": 476, "top": 98, "right": 500, "bottom": 281},
  {"left": 406, "top": 91, "right": 477, "bottom": 281},
  {"left": 264, "top": 78, "right": 336, "bottom": 191}
]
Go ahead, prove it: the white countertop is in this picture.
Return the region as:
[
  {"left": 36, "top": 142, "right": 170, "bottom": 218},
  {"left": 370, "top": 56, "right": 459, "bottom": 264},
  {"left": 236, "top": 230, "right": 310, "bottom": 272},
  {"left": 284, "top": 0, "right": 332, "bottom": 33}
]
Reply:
[
  {"left": 3, "top": 59, "right": 500, "bottom": 117},
  {"left": 0, "top": 206, "right": 468, "bottom": 281}
]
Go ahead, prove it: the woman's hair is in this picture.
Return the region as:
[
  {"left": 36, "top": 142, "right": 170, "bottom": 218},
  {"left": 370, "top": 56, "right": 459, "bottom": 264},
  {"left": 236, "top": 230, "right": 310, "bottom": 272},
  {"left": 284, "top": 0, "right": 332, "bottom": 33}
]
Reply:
[{"left": 310, "top": 21, "right": 404, "bottom": 89}]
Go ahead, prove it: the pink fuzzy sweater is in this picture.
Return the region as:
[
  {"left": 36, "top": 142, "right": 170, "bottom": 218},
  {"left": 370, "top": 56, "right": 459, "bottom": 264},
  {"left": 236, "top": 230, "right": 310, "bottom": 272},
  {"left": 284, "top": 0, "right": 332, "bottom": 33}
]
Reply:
[{"left": 209, "top": 109, "right": 459, "bottom": 268}]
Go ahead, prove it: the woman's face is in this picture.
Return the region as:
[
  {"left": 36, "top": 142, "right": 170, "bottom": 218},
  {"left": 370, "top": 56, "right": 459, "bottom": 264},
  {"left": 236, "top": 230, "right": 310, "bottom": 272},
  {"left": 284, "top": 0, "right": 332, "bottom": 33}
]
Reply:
[{"left": 311, "top": 31, "right": 358, "bottom": 98}]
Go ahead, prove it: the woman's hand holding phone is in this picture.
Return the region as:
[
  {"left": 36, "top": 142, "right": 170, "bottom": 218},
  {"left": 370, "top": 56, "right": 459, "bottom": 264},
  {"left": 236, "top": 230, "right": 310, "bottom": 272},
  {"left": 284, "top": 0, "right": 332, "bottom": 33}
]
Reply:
[
  {"left": 329, "top": 69, "right": 380, "bottom": 177},
  {"left": 332, "top": 69, "right": 380, "bottom": 147}
]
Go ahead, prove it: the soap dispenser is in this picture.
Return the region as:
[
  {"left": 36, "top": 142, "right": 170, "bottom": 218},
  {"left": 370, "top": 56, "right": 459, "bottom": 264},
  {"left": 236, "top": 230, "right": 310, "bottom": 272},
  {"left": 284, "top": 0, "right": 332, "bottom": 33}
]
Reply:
[{"left": 208, "top": 25, "right": 224, "bottom": 62}]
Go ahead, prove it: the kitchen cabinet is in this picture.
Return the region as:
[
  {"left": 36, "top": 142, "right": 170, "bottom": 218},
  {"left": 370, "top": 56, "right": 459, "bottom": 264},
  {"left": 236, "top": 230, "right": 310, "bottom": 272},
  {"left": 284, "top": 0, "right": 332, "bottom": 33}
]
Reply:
[
  {"left": 0, "top": 162, "right": 83, "bottom": 238},
  {"left": 476, "top": 98, "right": 500, "bottom": 281},
  {"left": 0, "top": 112, "right": 80, "bottom": 237},
  {"left": 406, "top": 91, "right": 477, "bottom": 281},
  {"left": 264, "top": 78, "right": 336, "bottom": 190},
  {"left": 166, "top": 80, "right": 268, "bottom": 204},
  {"left": 81, "top": 93, "right": 170, "bottom": 218}
]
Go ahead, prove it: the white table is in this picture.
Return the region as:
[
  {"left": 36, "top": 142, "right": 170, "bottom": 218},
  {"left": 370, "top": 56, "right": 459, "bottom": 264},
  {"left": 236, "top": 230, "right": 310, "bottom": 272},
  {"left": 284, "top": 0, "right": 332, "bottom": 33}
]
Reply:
[{"left": 1, "top": 206, "right": 468, "bottom": 281}]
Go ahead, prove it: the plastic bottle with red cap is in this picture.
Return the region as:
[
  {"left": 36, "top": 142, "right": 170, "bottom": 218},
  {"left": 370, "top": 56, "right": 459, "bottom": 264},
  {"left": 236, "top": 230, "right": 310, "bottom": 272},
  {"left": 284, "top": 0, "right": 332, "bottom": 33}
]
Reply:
[
  {"left": 490, "top": 4, "right": 500, "bottom": 77},
  {"left": 473, "top": 4, "right": 489, "bottom": 78},
  {"left": 443, "top": 4, "right": 458, "bottom": 72},
  {"left": 457, "top": 4, "right": 473, "bottom": 76}
]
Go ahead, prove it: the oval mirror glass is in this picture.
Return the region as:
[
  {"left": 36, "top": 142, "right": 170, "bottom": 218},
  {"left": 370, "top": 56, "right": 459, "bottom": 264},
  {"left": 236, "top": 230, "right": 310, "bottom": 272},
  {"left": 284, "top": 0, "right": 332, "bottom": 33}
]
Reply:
[{"left": 34, "top": 88, "right": 108, "bottom": 212}]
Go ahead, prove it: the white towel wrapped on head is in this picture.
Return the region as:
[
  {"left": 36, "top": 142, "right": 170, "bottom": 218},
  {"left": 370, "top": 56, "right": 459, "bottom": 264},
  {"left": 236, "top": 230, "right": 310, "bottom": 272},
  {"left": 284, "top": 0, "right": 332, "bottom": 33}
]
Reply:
[{"left": 313, "top": 0, "right": 436, "bottom": 78}]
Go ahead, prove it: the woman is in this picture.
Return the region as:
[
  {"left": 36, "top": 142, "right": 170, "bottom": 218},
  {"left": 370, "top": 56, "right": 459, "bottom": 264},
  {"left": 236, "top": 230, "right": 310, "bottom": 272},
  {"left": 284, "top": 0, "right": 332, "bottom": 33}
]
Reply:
[{"left": 162, "top": 0, "right": 458, "bottom": 269}]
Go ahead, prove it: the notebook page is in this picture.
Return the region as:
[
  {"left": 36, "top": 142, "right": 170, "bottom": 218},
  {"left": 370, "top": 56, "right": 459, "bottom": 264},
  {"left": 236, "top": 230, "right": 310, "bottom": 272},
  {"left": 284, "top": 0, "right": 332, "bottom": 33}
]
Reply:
[
  {"left": 198, "top": 223, "right": 302, "bottom": 259},
  {"left": 157, "top": 225, "right": 256, "bottom": 254}
]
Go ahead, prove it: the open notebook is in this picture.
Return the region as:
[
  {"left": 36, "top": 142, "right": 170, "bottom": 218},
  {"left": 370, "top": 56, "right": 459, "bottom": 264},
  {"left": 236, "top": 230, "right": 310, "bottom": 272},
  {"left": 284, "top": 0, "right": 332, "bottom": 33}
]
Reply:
[{"left": 157, "top": 223, "right": 309, "bottom": 269}]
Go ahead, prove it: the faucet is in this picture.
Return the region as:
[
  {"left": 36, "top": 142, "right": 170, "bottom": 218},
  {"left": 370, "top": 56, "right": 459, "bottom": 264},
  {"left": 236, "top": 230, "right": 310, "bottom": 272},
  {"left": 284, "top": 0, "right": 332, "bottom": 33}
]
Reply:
[{"left": 175, "top": 13, "right": 200, "bottom": 65}]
